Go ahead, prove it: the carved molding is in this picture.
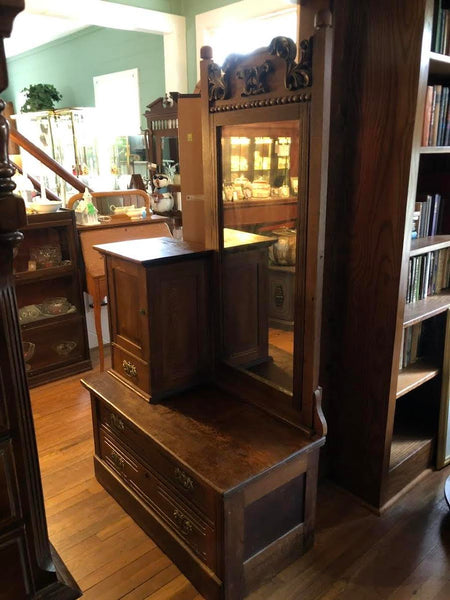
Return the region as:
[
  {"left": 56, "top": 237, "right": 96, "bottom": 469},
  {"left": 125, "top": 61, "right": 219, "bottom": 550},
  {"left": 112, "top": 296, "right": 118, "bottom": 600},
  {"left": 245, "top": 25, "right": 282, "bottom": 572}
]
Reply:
[
  {"left": 208, "top": 62, "right": 228, "bottom": 102},
  {"left": 207, "top": 36, "right": 313, "bottom": 106},
  {"left": 209, "top": 92, "right": 311, "bottom": 113},
  {"left": 236, "top": 61, "right": 272, "bottom": 96},
  {"left": 269, "top": 36, "right": 313, "bottom": 91}
]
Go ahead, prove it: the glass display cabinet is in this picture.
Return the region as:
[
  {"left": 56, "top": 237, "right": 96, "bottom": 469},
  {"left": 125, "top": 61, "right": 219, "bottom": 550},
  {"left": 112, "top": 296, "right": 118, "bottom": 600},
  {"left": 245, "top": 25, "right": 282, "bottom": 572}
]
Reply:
[
  {"left": 144, "top": 92, "right": 180, "bottom": 185},
  {"left": 13, "top": 108, "right": 99, "bottom": 202},
  {"left": 14, "top": 210, "right": 91, "bottom": 386}
]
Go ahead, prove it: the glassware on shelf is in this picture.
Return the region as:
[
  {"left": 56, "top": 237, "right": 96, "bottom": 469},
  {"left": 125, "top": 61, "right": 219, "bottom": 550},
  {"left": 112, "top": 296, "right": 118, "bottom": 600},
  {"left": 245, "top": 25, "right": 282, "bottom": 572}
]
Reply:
[
  {"left": 41, "top": 297, "right": 71, "bottom": 316},
  {"left": 22, "top": 341, "right": 35, "bottom": 372},
  {"left": 19, "top": 304, "right": 42, "bottom": 324},
  {"left": 29, "top": 244, "right": 62, "bottom": 269},
  {"left": 53, "top": 340, "right": 77, "bottom": 356}
]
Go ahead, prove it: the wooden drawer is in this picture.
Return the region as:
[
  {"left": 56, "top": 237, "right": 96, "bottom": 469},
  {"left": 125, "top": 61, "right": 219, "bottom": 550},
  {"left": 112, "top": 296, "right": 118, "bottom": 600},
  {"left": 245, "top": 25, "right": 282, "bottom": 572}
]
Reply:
[
  {"left": 111, "top": 345, "right": 150, "bottom": 395},
  {"left": 97, "top": 399, "right": 218, "bottom": 522},
  {"left": 98, "top": 430, "right": 216, "bottom": 569}
]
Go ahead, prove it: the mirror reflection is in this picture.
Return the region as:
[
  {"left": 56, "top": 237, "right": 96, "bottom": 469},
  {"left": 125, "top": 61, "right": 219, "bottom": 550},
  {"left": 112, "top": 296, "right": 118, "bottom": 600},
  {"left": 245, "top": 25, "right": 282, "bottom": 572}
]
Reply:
[{"left": 221, "top": 120, "right": 300, "bottom": 394}]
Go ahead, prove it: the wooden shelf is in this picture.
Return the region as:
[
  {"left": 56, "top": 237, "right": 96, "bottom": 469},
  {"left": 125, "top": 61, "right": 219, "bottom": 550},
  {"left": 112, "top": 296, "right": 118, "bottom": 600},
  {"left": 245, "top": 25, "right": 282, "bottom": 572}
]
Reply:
[
  {"left": 410, "top": 235, "right": 450, "bottom": 256},
  {"left": 403, "top": 291, "right": 450, "bottom": 327},
  {"left": 429, "top": 51, "right": 450, "bottom": 76},
  {"left": 420, "top": 146, "right": 450, "bottom": 154},
  {"left": 14, "top": 264, "right": 74, "bottom": 284},
  {"left": 20, "top": 309, "right": 80, "bottom": 331},
  {"left": 396, "top": 361, "right": 440, "bottom": 399},
  {"left": 389, "top": 434, "right": 434, "bottom": 471}
]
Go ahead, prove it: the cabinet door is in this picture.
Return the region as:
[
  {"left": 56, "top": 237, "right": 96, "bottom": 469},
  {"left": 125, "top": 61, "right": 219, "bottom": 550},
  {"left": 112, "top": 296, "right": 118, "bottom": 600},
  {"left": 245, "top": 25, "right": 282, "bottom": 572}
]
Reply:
[{"left": 106, "top": 257, "right": 149, "bottom": 360}]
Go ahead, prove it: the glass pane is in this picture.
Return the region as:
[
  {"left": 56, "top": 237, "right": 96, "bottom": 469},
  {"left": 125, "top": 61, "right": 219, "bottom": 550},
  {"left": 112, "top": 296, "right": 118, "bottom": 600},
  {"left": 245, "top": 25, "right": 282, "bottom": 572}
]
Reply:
[
  {"left": 161, "top": 136, "right": 180, "bottom": 178},
  {"left": 14, "top": 226, "right": 72, "bottom": 274},
  {"left": 221, "top": 120, "right": 300, "bottom": 394}
]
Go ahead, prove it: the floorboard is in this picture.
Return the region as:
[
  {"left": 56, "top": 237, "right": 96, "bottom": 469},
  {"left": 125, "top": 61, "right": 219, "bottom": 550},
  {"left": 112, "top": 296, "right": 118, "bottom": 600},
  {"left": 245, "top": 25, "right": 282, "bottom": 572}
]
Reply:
[{"left": 29, "top": 348, "right": 450, "bottom": 600}]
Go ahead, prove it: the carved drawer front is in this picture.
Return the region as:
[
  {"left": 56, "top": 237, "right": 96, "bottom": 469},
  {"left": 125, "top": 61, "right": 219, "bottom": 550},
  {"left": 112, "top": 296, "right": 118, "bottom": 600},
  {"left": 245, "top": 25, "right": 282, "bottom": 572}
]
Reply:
[
  {"left": 98, "top": 400, "right": 217, "bottom": 522},
  {"left": 99, "top": 430, "right": 216, "bottom": 569},
  {"left": 111, "top": 345, "right": 150, "bottom": 395},
  {"left": 0, "top": 439, "right": 20, "bottom": 528}
]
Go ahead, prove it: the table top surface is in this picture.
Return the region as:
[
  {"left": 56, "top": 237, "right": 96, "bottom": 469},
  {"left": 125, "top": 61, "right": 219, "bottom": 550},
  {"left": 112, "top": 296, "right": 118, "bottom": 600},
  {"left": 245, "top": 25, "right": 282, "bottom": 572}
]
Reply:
[{"left": 82, "top": 372, "right": 322, "bottom": 494}]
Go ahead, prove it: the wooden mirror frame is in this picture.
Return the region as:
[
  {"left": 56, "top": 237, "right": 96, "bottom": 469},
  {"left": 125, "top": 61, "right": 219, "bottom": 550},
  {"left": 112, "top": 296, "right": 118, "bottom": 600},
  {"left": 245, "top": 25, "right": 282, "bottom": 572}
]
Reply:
[{"left": 200, "top": 22, "right": 332, "bottom": 435}]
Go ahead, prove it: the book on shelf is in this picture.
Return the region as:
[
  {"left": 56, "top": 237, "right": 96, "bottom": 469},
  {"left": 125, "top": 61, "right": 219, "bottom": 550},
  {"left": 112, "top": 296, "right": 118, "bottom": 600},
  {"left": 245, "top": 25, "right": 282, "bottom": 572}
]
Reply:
[
  {"left": 412, "top": 193, "right": 446, "bottom": 237},
  {"left": 400, "top": 322, "right": 423, "bottom": 370},
  {"left": 406, "top": 247, "right": 450, "bottom": 303},
  {"left": 432, "top": 1, "right": 450, "bottom": 55},
  {"left": 422, "top": 85, "right": 450, "bottom": 146}
]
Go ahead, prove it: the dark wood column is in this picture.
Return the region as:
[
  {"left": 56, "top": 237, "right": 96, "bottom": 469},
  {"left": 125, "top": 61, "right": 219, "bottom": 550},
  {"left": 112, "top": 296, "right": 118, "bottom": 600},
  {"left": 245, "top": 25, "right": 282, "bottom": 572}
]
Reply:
[{"left": 0, "top": 1, "right": 81, "bottom": 597}]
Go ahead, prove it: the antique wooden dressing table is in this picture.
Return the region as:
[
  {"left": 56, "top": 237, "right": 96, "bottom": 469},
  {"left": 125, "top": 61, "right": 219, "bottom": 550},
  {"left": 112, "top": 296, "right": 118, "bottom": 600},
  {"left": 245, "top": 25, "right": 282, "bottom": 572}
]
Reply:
[{"left": 82, "top": 8, "right": 332, "bottom": 598}]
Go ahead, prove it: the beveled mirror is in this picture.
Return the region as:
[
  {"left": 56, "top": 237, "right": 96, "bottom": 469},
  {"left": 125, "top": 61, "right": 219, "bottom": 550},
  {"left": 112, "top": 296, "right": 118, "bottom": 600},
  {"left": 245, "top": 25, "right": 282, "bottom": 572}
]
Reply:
[{"left": 200, "top": 34, "right": 330, "bottom": 434}]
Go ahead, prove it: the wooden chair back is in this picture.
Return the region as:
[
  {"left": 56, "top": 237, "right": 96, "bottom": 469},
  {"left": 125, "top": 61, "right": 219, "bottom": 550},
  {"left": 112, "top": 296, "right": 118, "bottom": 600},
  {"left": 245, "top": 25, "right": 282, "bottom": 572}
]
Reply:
[{"left": 67, "top": 189, "right": 150, "bottom": 215}]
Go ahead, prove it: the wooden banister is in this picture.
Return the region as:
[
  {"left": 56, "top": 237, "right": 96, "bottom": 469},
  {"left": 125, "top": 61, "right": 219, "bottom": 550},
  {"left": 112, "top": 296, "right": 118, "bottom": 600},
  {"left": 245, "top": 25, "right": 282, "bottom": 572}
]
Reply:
[
  {"left": 10, "top": 128, "right": 93, "bottom": 193},
  {"left": 10, "top": 159, "right": 61, "bottom": 202}
]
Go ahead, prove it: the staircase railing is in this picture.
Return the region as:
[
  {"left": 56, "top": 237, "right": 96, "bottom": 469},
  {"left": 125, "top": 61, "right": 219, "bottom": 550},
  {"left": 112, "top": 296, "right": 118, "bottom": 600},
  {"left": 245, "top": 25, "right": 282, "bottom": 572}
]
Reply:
[{"left": 9, "top": 128, "right": 93, "bottom": 196}]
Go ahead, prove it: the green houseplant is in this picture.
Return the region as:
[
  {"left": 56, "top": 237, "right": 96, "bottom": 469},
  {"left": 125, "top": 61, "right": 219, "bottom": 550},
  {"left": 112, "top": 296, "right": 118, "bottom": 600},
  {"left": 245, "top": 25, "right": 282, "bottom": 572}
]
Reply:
[{"left": 21, "top": 83, "right": 62, "bottom": 112}]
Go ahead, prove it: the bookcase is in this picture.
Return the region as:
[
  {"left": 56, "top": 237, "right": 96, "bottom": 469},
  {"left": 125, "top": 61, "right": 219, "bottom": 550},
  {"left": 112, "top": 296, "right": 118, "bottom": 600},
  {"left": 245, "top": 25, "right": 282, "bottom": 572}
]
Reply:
[{"left": 323, "top": 0, "right": 450, "bottom": 511}]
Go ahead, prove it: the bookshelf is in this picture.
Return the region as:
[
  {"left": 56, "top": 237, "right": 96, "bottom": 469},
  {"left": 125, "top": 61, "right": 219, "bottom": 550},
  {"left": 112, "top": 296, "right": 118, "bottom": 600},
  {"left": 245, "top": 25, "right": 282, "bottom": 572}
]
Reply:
[{"left": 324, "top": 0, "right": 450, "bottom": 511}]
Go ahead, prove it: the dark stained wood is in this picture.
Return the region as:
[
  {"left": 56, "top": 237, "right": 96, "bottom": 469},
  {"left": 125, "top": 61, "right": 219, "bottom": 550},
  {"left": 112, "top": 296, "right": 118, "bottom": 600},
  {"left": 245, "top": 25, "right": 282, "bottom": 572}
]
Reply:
[
  {"left": 100, "top": 241, "right": 213, "bottom": 402},
  {"left": 85, "top": 20, "right": 331, "bottom": 600},
  {"left": 82, "top": 372, "right": 322, "bottom": 492},
  {"left": 95, "top": 236, "right": 211, "bottom": 265},
  {"left": 83, "top": 371, "right": 323, "bottom": 600},
  {"left": 322, "top": 0, "right": 433, "bottom": 510},
  {"left": 14, "top": 210, "right": 92, "bottom": 387},
  {"left": 200, "top": 27, "right": 331, "bottom": 436},
  {"left": 26, "top": 356, "right": 450, "bottom": 600},
  {"left": 0, "top": 1, "right": 81, "bottom": 594},
  {"left": 222, "top": 246, "right": 269, "bottom": 367}
]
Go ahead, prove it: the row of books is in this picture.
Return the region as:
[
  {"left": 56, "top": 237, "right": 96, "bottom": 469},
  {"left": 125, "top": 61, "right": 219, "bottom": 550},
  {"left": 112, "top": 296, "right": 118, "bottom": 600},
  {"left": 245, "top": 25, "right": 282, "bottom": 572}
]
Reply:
[
  {"left": 432, "top": 2, "right": 450, "bottom": 55},
  {"left": 406, "top": 247, "right": 450, "bottom": 303},
  {"left": 399, "top": 323, "right": 423, "bottom": 370},
  {"left": 413, "top": 194, "right": 445, "bottom": 238},
  {"left": 422, "top": 85, "right": 450, "bottom": 146}
]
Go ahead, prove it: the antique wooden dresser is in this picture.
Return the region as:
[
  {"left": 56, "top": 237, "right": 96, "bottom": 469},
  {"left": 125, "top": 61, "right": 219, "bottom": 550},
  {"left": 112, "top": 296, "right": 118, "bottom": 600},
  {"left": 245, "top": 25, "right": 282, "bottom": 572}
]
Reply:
[{"left": 83, "top": 5, "right": 332, "bottom": 597}]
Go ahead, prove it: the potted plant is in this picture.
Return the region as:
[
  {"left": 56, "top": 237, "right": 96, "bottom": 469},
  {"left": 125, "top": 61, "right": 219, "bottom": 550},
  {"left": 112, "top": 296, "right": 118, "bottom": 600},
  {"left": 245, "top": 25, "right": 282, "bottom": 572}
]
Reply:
[{"left": 21, "top": 84, "right": 62, "bottom": 112}]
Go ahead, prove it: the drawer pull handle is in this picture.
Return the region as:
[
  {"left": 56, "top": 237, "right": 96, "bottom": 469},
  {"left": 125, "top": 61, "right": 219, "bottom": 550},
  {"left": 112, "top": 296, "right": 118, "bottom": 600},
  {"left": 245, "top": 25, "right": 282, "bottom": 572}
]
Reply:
[
  {"left": 173, "top": 509, "right": 193, "bottom": 536},
  {"left": 110, "top": 451, "right": 125, "bottom": 471},
  {"left": 174, "top": 467, "right": 194, "bottom": 491},
  {"left": 109, "top": 413, "right": 125, "bottom": 431},
  {"left": 122, "top": 360, "right": 137, "bottom": 378}
]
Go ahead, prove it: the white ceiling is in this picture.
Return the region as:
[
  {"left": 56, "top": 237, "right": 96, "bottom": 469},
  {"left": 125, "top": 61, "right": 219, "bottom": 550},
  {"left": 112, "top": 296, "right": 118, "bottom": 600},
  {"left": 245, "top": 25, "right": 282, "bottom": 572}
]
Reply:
[
  {"left": 4, "top": 0, "right": 177, "bottom": 59},
  {"left": 4, "top": 13, "right": 86, "bottom": 58}
]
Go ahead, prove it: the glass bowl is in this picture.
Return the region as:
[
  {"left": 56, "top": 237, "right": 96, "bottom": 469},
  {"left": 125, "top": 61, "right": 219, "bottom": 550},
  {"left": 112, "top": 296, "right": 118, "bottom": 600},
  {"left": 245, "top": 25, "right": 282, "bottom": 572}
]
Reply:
[{"left": 41, "top": 297, "right": 70, "bottom": 316}]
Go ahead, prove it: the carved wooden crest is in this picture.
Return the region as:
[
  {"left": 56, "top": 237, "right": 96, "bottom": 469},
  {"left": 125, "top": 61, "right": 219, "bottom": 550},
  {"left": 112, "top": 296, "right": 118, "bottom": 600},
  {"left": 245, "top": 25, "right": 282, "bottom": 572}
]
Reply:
[{"left": 207, "top": 36, "right": 313, "bottom": 104}]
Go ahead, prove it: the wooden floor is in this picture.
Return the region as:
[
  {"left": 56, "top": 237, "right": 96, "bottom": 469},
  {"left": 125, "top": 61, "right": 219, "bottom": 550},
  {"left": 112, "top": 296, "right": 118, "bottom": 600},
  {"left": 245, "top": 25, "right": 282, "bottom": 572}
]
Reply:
[{"left": 30, "top": 353, "right": 450, "bottom": 600}]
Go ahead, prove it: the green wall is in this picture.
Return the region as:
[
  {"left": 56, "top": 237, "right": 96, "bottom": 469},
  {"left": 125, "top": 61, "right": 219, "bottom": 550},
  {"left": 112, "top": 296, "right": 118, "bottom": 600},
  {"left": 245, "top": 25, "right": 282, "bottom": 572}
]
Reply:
[
  {"left": 107, "top": 0, "right": 182, "bottom": 12},
  {"left": 3, "top": 26, "right": 165, "bottom": 128},
  {"left": 3, "top": 0, "right": 242, "bottom": 115}
]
